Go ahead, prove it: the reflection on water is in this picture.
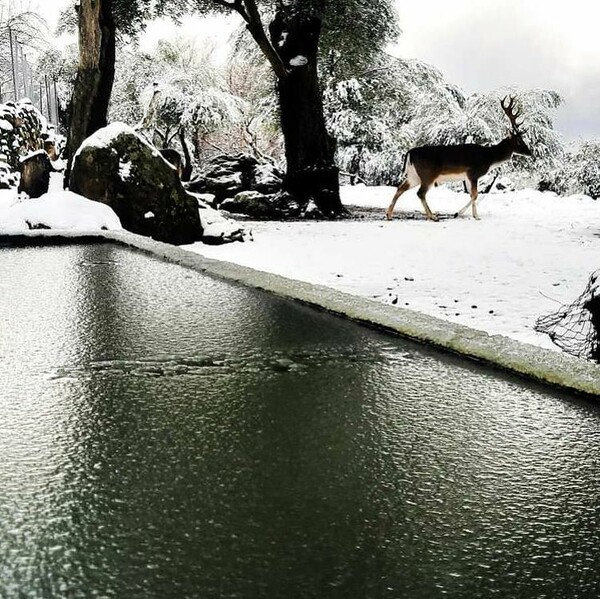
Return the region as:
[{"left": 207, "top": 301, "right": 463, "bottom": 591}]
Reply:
[{"left": 1, "top": 243, "right": 599, "bottom": 598}]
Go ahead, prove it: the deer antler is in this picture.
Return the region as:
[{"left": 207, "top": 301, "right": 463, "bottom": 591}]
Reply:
[{"left": 500, "top": 95, "right": 525, "bottom": 134}]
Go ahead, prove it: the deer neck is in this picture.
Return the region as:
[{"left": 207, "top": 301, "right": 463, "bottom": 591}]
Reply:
[{"left": 488, "top": 138, "right": 516, "bottom": 166}]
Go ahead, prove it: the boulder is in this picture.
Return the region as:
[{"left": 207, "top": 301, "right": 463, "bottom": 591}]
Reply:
[
  {"left": 18, "top": 150, "right": 52, "bottom": 198},
  {"left": 185, "top": 153, "right": 283, "bottom": 203},
  {"left": 159, "top": 148, "right": 183, "bottom": 178},
  {"left": 221, "top": 191, "right": 285, "bottom": 219},
  {"left": 193, "top": 197, "right": 246, "bottom": 245},
  {"left": 187, "top": 171, "right": 244, "bottom": 203},
  {"left": 69, "top": 123, "right": 203, "bottom": 245},
  {"left": 251, "top": 162, "right": 283, "bottom": 194}
]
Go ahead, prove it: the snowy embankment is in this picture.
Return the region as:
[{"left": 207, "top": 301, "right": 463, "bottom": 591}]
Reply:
[
  {"left": 1, "top": 179, "right": 597, "bottom": 354},
  {"left": 188, "top": 185, "right": 600, "bottom": 352}
]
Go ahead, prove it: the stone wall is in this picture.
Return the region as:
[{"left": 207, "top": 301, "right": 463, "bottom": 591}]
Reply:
[{"left": 0, "top": 98, "right": 47, "bottom": 172}]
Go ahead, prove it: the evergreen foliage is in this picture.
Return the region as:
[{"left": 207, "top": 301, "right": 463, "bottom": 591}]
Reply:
[
  {"left": 325, "top": 55, "right": 565, "bottom": 186},
  {"left": 541, "top": 140, "right": 600, "bottom": 199}
]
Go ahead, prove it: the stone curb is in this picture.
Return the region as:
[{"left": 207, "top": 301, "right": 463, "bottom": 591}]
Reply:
[{"left": 3, "top": 229, "right": 600, "bottom": 397}]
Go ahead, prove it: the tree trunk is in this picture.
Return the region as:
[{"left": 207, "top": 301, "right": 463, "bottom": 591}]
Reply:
[
  {"left": 268, "top": 9, "right": 344, "bottom": 217},
  {"left": 65, "top": 0, "right": 116, "bottom": 179},
  {"left": 179, "top": 127, "right": 193, "bottom": 182}
]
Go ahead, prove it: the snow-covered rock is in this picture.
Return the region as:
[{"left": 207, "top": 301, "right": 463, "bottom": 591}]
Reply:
[
  {"left": 0, "top": 190, "right": 122, "bottom": 232},
  {"left": 221, "top": 191, "right": 283, "bottom": 219},
  {"left": 18, "top": 150, "right": 52, "bottom": 198},
  {"left": 70, "top": 123, "right": 203, "bottom": 245},
  {"left": 196, "top": 198, "right": 245, "bottom": 245},
  {"left": 186, "top": 153, "right": 283, "bottom": 203}
]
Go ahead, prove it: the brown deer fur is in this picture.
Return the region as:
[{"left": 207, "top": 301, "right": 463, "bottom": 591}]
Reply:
[{"left": 386, "top": 97, "right": 532, "bottom": 221}]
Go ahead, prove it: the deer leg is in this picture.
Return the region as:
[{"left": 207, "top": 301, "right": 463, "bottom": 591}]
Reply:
[
  {"left": 417, "top": 185, "right": 437, "bottom": 221},
  {"left": 386, "top": 179, "right": 411, "bottom": 220},
  {"left": 468, "top": 178, "right": 480, "bottom": 220}
]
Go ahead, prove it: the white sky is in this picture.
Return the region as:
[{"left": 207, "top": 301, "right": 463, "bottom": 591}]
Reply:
[
  {"left": 36, "top": 0, "right": 600, "bottom": 139},
  {"left": 392, "top": 0, "right": 600, "bottom": 139}
]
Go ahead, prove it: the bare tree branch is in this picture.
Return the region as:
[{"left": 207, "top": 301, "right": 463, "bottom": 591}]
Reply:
[
  {"left": 243, "top": 117, "right": 275, "bottom": 164},
  {"left": 211, "top": 0, "right": 287, "bottom": 78},
  {"left": 242, "top": 0, "right": 288, "bottom": 78}
]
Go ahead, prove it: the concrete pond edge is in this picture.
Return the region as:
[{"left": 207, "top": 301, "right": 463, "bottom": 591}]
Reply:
[{"left": 3, "top": 229, "right": 600, "bottom": 398}]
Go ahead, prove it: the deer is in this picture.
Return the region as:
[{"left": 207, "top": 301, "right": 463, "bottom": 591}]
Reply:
[{"left": 385, "top": 96, "right": 532, "bottom": 222}]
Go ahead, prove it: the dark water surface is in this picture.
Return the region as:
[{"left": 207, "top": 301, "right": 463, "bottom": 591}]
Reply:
[{"left": 1, "top": 243, "right": 599, "bottom": 598}]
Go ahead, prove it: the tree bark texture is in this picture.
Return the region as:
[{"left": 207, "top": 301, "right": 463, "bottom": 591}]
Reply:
[
  {"left": 65, "top": 0, "right": 116, "bottom": 172},
  {"left": 268, "top": 9, "right": 344, "bottom": 217},
  {"left": 179, "top": 127, "right": 193, "bottom": 182}
]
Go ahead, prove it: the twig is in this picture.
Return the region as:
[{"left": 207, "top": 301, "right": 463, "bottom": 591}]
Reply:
[
  {"left": 204, "top": 138, "right": 234, "bottom": 156},
  {"left": 339, "top": 170, "right": 368, "bottom": 185},
  {"left": 538, "top": 290, "right": 563, "bottom": 305},
  {"left": 243, "top": 119, "right": 275, "bottom": 164}
]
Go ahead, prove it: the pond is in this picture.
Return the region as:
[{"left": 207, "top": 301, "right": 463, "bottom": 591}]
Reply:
[{"left": 1, "top": 243, "right": 599, "bottom": 598}]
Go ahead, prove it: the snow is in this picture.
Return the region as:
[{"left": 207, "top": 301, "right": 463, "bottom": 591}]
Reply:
[
  {"left": 119, "top": 159, "right": 132, "bottom": 180},
  {"left": 19, "top": 149, "right": 48, "bottom": 163},
  {"left": 1, "top": 176, "right": 597, "bottom": 356},
  {"left": 0, "top": 188, "right": 122, "bottom": 232},
  {"left": 253, "top": 163, "right": 281, "bottom": 189},
  {"left": 73, "top": 122, "right": 141, "bottom": 164},
  {"left": 278, "top": 32, "right": 288, "bottom": 47},
  {"left": 289, "top": 56, "right": 308, "bottom": 67},
  {"left": 193, "top": 194, "right": 245, "bottom": 241},
  {"left": 51, "top": 158, "right": 66, "bottom": 172},
  {"left": 186, "top": 185, "right": 600, "bottom": 352},
  {"left": 78, "top": 122, "right": 136, "bottom": 152}
]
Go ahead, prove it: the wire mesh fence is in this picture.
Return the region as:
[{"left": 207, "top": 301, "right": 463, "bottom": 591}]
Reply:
[{"left": 535, "top": 270, "right": 600, "bottom": 362}]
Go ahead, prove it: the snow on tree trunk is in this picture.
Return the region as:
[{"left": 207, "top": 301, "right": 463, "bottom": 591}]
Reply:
[
  {"left": 269, "top": 8, "right": 344, "bottom": 217},
  {"left": 65, "top": 0, "right": 116, "bottom": 177}
]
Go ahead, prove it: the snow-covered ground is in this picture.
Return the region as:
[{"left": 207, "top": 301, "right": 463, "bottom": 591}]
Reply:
[
  {"left": 1, "top": 179, "right": 598, "bottom": 353},
  {"left": 188, "top": 185, "right": 600, "bottom": 352},
  {"left": 0, "top": 188, "right": 122, "bottom": 232}
]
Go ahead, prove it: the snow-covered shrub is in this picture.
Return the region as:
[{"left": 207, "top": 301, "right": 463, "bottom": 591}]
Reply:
[
  {"left": 540, "top": 140, "right": 600, "bottom": 199},
  {"left": 576, "top": 141, "right": 600, "bottom": 199},
  {"left": 184, "top": 88, "right": 245, "bottom": 142},
  {"left": 324, "top": 54, "right": 565, "bottom": 187},
  {"left": 323, "top": 59, "right": 430, "bottom": 184}
]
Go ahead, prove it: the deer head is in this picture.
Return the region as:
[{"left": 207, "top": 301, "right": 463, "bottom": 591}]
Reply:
[{"left": 501, "top": 95, "right": 532, "bottom": 156}]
